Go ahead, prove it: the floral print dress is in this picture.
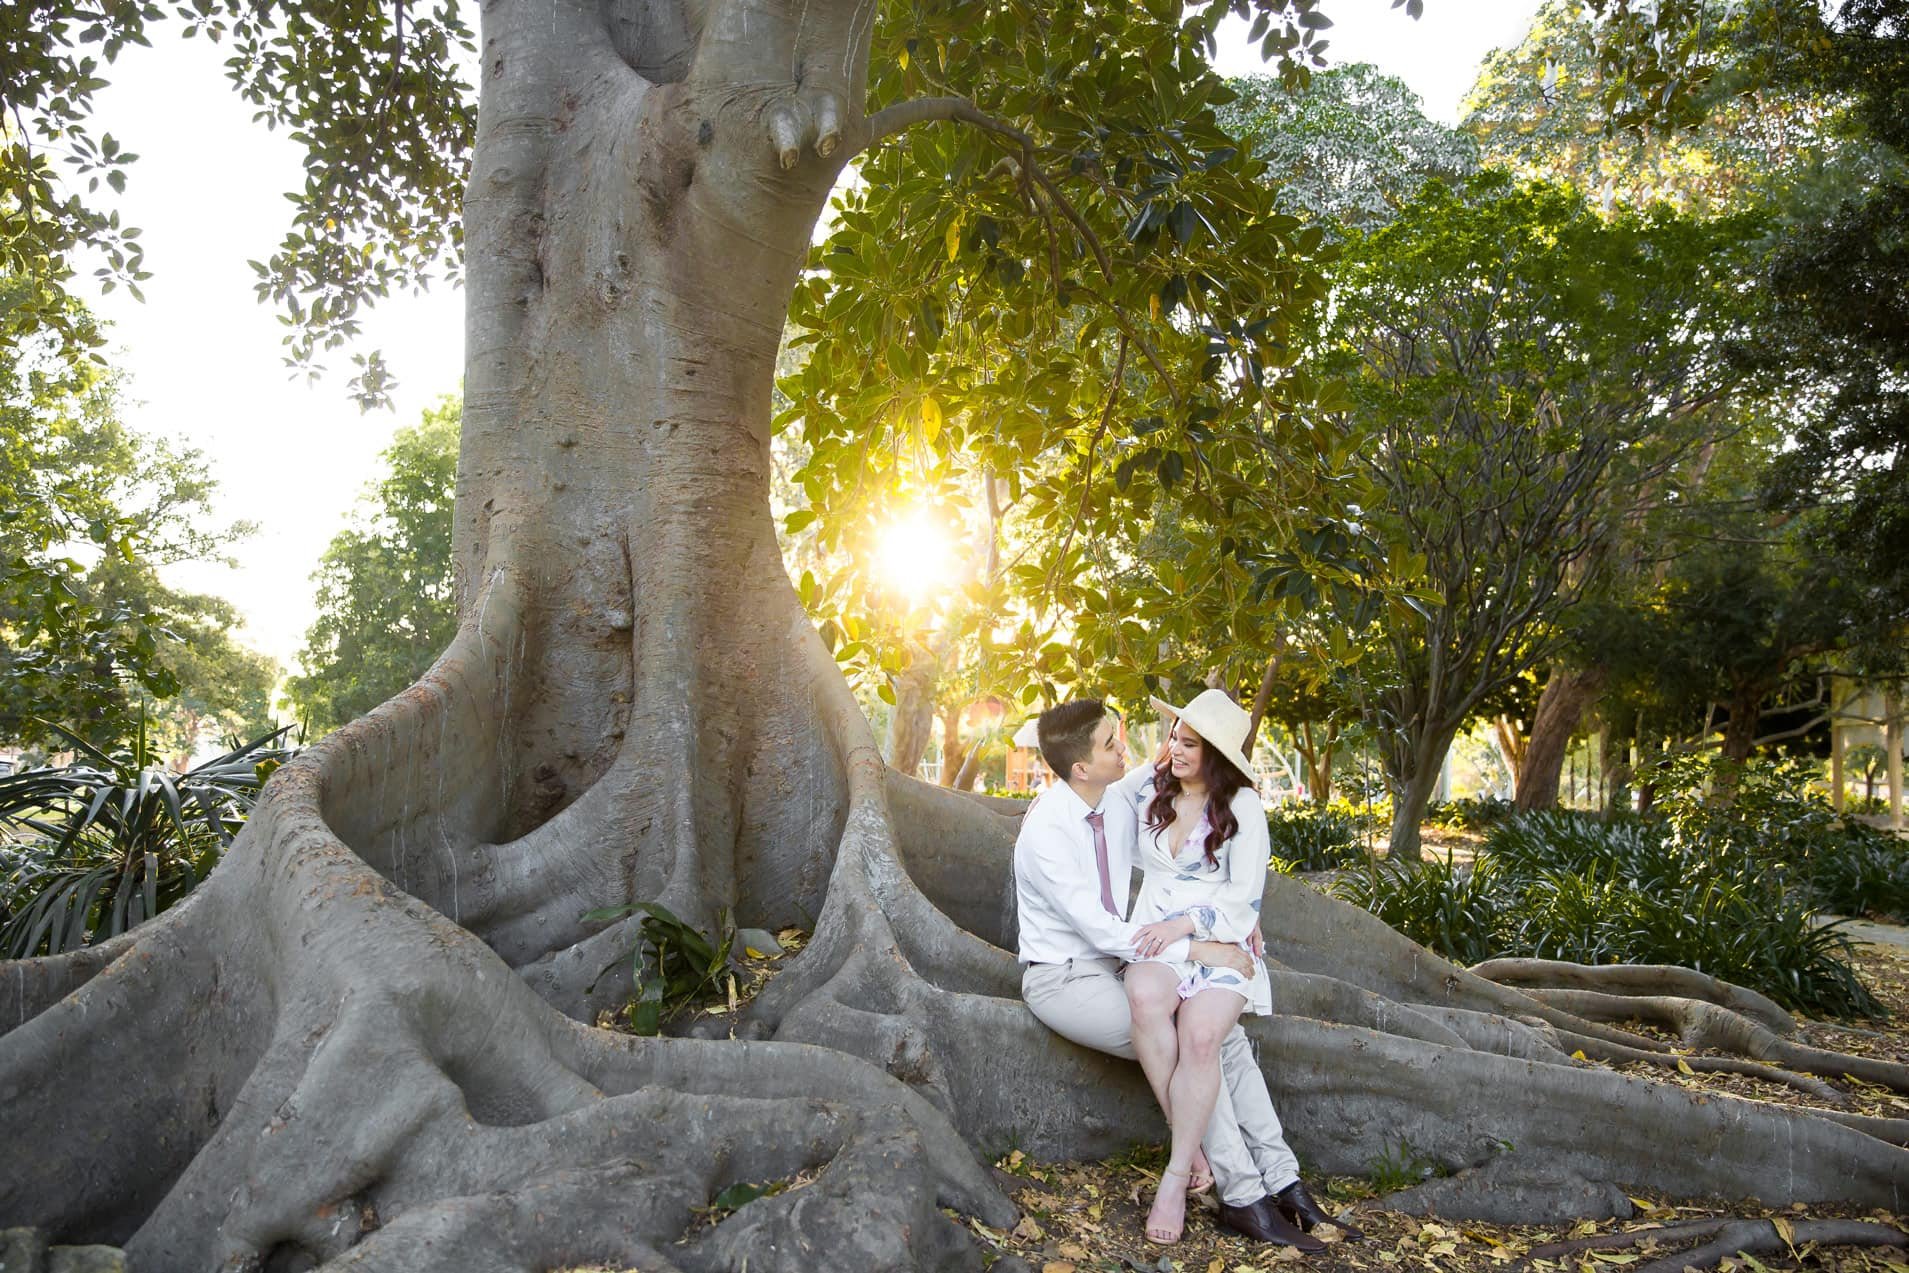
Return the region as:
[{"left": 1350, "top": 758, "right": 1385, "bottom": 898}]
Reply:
[{"left": 1122, "top": 777, "right": 1273, "bottom": 1015}]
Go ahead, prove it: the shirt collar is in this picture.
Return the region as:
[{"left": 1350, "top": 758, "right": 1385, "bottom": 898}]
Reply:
[{"left": 1050, "top": 779, "right": 1107, "bottom": 821}]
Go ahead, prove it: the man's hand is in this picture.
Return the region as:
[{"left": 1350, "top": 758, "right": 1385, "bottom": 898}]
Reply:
[
  {"left": 1189, "top": 940, "right": 1257, "bottom": 979},
  {"left": 1133, "top": 915, "right": 1196, "bottom": 959}
]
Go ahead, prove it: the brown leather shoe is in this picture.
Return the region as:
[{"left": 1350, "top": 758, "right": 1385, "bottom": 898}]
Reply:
[
  {"left": 1216, "top": 1194, "right": 1327, "bottom": 1253},
  {"left": 1275, "top": 1179, "right": 1366, "bottom": 1241}
]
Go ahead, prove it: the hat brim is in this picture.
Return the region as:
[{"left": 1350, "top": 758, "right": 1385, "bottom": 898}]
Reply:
[{"left": 1148, "top": 695, "right": 1260, "bottom": 786}]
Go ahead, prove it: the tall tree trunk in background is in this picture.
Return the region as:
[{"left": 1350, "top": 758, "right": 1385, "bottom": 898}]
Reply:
[
  {"left": 937, "top": 702, "right": 965, "bottom": 788},
  {"left": 1720, "top": 684, "right": 1765, "bottom": 764},
  {"left": 1888, "top": 687, "right": 1904, "bottom": 833},
  {"left": 1514, "top": 664, "right": 1608, "bottom": 812},
  {"left": 884, "top": 642, "right": 939, "bottom": 777},
  {"left": 1830, "top": 710, "right": 1846, "bottom": 812},
  {"left": 1296, "top": 719, "right": 1339, "bottom": 805},
  {"left": 1492, "top": 714, "right": 1527, "bottom": 794},
  {"left": 1384, "top": 722, "right": 1461, "bottom": 865},
  {"left": 1599, "top": 716, "right": 1633, "bottom": 816}
]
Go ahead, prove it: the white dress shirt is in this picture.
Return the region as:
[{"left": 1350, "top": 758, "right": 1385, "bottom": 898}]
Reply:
[{"left": 1014, "top": 764, "right": 1191, "bottom": 965}]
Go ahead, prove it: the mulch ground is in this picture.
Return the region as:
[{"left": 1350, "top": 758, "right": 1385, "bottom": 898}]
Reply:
[{"left": 956, "top": 940, "right": 1909, "bottom": 1273}]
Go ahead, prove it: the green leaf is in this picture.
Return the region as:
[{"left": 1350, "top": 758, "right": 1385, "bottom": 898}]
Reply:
[{"left": 712, "top": 1181, "right": 771, "bottom": 1211}]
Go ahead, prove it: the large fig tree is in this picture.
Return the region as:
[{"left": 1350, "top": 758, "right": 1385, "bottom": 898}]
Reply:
[{"left": 3, "top": 0, "right": 1906, "bottom": 1267}]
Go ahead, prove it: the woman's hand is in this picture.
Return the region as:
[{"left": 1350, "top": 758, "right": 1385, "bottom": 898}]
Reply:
[
  {"left": 1189, "top": 940, "right": 1257, "bottom": 979},
  {"left": 1246, "top": 922, "right": 1265, "bottom": 958},
  {"left": 1133, "top": 915, "right": 1197, "bottom": 958}
]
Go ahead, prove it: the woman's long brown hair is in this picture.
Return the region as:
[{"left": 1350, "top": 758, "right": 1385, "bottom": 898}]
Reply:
[{"left": 1144, "top": 724, "right": 1250, "bottom": 866}]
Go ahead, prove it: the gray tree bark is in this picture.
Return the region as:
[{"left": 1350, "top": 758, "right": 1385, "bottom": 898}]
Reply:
[{"left": 2, "top": 2, "right": 1906, "bottom": 1267}]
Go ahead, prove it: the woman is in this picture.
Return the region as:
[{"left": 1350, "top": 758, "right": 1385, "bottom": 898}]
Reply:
[{"left": 1118, "top": 688, "right": 1273, "bottom": 1245}]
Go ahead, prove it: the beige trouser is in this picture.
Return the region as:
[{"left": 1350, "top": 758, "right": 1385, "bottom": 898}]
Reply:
[{"left": 1022, "top": 955, "right": 1301, "bottom": 1206}]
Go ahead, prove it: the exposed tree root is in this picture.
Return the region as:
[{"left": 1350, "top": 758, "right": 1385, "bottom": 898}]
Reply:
[
  {"left": 1526, "top": 1215, "right": 1909, "bottom": 1273},
  {"left": 1552, "top": 1025, "right": 1848, "bottom": 1102},
  {"left": 1471, "top": 957, "right": 1796, "bottom": 1033},
  {"left": 1527, "top": 986, "right": 1909, "bottom": 1092},
  {"left": 6, "top": 566, "right": 1909, "bottom": 1264}
]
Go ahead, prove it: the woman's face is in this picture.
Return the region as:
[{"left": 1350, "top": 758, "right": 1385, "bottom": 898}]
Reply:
[{"left": 1167, "top": 721, "right": 1206, "bottom": 783}]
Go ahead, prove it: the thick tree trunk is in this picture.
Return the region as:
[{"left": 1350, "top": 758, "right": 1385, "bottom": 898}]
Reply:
[
  {"left": 3, "top": 2, "right": 1907, "bottom": 1265},
  {"left": 1515, "top": 664, "right": 1608, "bottom": 812},
  {"left": 1384, "top": 722, "right": 1460, "bottom": 864},
  {"left": 1720, "top": 686, "right": 1764, "bottom": 764}
]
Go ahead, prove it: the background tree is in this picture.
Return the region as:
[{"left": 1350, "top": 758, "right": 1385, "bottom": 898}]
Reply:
[
  {"left": 1322, "top": 174, "right": 1756, "bottom": 859},
  {"left": 3, "top": 2, "right": 1904, "bottom": 1269},
  {"left": 0, "top": 320, "right": 268, "bottom": 752},
  {"left": 283, "top": 397, "right": 459, "bottom": 734},
  {"left": 1222, "top": 62, "right": 1477, "bottom": 233}
]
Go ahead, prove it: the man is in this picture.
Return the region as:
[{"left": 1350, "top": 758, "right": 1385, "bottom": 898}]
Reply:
[{"left": 1015, "top": 699, "right": 1360, "bottom": 1250}]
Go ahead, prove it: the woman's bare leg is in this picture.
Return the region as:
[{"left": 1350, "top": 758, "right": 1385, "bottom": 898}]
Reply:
[
  {"left": 1126, "top": 965, "right": 1211, "bottom": 1194},
  {"left": 1126, "top": 963, "right": 1184, "bottom": 1124},
  {"left": 1147, "top": 988, "right": 1247, "bottom": 1242}
]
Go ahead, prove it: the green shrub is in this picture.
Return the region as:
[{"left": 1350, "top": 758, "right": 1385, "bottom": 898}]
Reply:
[
  {"left": 0, "top": 717, "right": 298, "bottom": 958},
  {"left": 1266, "top": 804, "right": 1370, "bottom": 871},
  {"left": 1805, "top": 833, "right": 1909, "bottom": 920},
  {"left": 1655, "top": 753, "right": 1909, "bottom": 922},
  {"left": 583, "top": 900, "right": 737, "bottom": 1035},
  {"left": 1336, "top": 800, "right": 1884, "bottom": 1019},
  {"left": 1332, "top": 856, "right": 1503, "bottom": 967},
  {"left": 1428, "top": 794, "right": 1512, "bottom": 831}
]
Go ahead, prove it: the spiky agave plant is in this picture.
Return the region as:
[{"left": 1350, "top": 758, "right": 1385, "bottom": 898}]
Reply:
[{"left": 0, "top": 715, "right": 298, "bottom": 957}]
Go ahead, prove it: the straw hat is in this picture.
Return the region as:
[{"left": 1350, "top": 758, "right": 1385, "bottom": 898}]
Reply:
[{"left": 1148, "top": 688, "right": 1259, "bottom": 785}]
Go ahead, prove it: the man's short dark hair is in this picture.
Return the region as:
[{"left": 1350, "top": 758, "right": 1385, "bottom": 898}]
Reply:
[{"left": 1038, "top": 699, "right": 1108, "bottom": 780}]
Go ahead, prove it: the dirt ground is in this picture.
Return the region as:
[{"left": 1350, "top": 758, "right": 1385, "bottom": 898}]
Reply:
[{"left": 957, "top": 940, "right": 1909, "bottom": 1273}]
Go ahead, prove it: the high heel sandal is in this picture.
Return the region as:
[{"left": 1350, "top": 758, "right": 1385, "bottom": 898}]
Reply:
[
  {"left": 1187, "top": 1165, "right": 1215, "bottom": 1196},
  {"left": 1146, "top": 1166, "right": 1192, "bottom": 1245}
]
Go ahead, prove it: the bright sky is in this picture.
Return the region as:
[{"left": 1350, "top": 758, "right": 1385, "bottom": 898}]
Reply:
[{"left": 74, "top": 0, "right": 1542, "bottom": 671}]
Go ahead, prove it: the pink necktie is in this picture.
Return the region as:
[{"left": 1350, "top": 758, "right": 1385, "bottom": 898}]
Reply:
[{"left": 1085, "top": 811, "right": 1119, "bottom": 916}]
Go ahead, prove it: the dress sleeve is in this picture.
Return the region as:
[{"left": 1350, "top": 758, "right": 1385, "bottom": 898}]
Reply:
[
  {"left": 1111, "top": 760, "right": 1158, "bottom": 814},
  {"left": 1200, "top": 789, "right": 1271, "bottom": 945}
]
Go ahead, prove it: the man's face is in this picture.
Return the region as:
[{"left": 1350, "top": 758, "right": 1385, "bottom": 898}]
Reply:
[{"left": 1073, "top": 714, "right": 1128, "bottom": 786}]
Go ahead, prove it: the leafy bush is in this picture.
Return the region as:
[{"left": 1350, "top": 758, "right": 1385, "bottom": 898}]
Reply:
[
  {"left": 1266, "top": 804, "right": 1370, "bottom": 871},
  {"left": 584, "top": 900, "right": 737, "bottom": 1035},
  {"left": 0, "top": 717, "right": 298, "bottom": 958},
  {"left": 1655, "top": 754, "right": 1909, "bottom": 921},
  {"left": 1333, "top": 856, "right": 1503, "bottom": 967},
  {"left": 1335, "top": 799, "right": 1886, "bottom": 1019},
  {"left": 1806, "top": 834, "right": 1909, "bottom": 920},
  {"left": 1427, "top": 794, "right": 1512, "bottom": 831}
]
